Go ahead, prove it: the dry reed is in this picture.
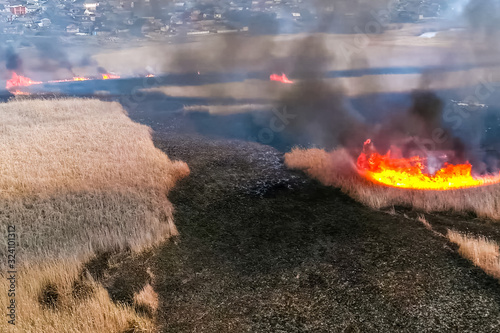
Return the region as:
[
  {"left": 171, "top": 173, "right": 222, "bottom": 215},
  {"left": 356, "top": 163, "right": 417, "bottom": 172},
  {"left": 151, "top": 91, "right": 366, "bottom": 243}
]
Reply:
[{"left": 0, "top": 98, "right": 189, "bottom": 332}]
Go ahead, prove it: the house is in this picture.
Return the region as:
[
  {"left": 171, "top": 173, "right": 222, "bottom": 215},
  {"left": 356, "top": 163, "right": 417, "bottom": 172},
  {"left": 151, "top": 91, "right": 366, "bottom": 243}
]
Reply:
[
  {"left": 25, "top": 5, "right": 39, "bottom": 13},
  {"left": 10, "top": 5, "right": 26, "bottom": 15},
  {"left": 84, "top": 2, "right": 99, "bottom": 11},
  {"left": 66, "top": 24, "right": 79, "bottom": 33},
  {"left": 38, "top": 17, "right": 50, "bottom": 27}
]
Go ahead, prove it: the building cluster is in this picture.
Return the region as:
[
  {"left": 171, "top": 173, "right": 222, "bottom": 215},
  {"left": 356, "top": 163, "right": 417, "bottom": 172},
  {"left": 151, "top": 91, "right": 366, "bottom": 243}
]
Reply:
[
  {"left": 0, "top": 0, "right": 304, "bottom": 37},
  {"left": 0, "top": 0, "right": 452, "bottom": 37}
]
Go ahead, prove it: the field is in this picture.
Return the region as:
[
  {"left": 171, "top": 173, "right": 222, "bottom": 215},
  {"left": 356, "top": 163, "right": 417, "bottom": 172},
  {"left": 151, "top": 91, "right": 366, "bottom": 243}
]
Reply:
[
  {"left": 0, "top": 98, "right": 189, "bottom": 332},
  {"left": 3, "top": 19, "right": 500, "bottom": 332}
]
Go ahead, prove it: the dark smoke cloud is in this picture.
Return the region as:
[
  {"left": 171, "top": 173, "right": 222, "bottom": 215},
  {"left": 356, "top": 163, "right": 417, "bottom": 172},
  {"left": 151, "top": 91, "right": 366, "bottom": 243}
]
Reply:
[
  {"left": 32, "top": 40, "right": 74, "bottom": 73},
  {"left": 169, "top": 34, "right": 276, "bottom": 73},
  {"left": 464, "top": 0, "right": 500, "bottom": 34},
  {"left": 5, "top": 46, "right": 23, "bottom": 72},
  {"left": 273, "top": 35, "right": 367, "bottom": 149}
]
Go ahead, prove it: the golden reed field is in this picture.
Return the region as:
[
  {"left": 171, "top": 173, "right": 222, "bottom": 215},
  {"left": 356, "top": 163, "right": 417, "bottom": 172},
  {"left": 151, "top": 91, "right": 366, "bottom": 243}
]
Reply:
[{"left": 0, "top": 98, "right": 189, "bottom": 332}]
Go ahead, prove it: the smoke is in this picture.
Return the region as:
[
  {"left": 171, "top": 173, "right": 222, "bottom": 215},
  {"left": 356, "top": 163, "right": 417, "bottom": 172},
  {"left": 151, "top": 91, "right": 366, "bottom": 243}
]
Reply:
[
  {"left": 464, "top": 0, "right": 500, "bottom": 33},
  {"left": 168, "top": 34, "right": 277, "bottom": 73},
  {"left": 273, "top": 35, "right": 367, "bottom": 149},
  {"left": 32, "top": 41, "right": 74, "bottom": 72},
  {"left": 5, "top": 46, "right": 23, "bottom": 72}
]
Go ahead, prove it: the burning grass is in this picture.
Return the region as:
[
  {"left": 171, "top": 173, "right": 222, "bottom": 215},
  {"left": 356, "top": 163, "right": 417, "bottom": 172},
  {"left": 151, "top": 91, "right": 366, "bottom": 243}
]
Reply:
[
  {"left": 284, "top": 147, "right": 500, "bottom": 220},
  {"left": 0, "top": 98, "right": 189, "bottom": 332},
  {"left": 357, "top": 140, "right": 500, "bottom": 190},
  {"left": 447, "top": 230, "right": 500, "bottom": 280}
]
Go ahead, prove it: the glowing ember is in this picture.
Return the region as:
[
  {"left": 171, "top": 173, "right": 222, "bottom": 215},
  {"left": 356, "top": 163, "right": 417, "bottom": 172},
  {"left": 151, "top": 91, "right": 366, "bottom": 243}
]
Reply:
[
  {"left": 357, "top": 139, "right": 500, "bottom": 190},
  {"left": 11, "top": 90, "right": 31, "bottom": 96},
  {"left": 6, "top": 72, "right": 42, "bottom": 90},
  {"left": 102, "top": 73, "right": 120, "bottom": 80},
  {"left": 270, "top": 73, "right": 294, "bottom": 84}
]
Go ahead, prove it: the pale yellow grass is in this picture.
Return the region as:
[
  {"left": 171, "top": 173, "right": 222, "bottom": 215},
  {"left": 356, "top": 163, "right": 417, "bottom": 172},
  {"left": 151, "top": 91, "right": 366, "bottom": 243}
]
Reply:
[
  {"left": 284, "top": 147, "right": 500, "bottom": 220},
  {"left": 417, "top": 214, "right": 433, "bottom": 230},
  {"left": 1, "top": 260, "right": 157, "bottom": 333},
  {"left": 134, "top": 283, "right": 159, "bottom": 314},
  {"left": 0, "top": 98, "right": 189, "bottom": 263},
  {"left": 447, "top": 230, "right": 500, "bottom": 280},
  {"left": 0, "top": 98, "right": 189, "bottom": 332}
]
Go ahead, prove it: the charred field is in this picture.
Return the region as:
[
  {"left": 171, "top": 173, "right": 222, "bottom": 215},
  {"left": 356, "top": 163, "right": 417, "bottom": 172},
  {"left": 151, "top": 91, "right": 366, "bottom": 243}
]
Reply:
[{"left": 65, "top": 88, "right": 500, "bottom": 332}]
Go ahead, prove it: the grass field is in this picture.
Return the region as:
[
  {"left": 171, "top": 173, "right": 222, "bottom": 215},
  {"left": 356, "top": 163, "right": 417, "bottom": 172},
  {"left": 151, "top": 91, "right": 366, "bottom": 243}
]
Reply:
[
  {"left": 284, "top": 147, "right": 500, "bottom": 220},
  {"left": 0, "top": 98, "right": 189, "bottom": 332},
  {"left": 447, "top": 230, "right": 500, "bottom": 280}
]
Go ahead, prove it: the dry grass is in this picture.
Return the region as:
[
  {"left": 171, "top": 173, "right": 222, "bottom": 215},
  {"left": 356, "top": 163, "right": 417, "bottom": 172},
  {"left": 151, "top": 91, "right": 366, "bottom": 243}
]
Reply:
[
  {"left": 1, "top": 260, "right": 158, "bottom": 333},
  {"left": 0, "top": 98, "right": 189, "bottom": 332},
  {"left": 284, "top": 147, "right": 500, "bottom": 220},
  {"left": 134, "top": 283, "right": 159, "bottom": 314},
  {"left": 447, "top": 230, "right": 500, "bottom": 280},
  {"left": 417, "top": 214, "right": 433, "bottom": 230},
  {"left": 0, "top": 98, "right": 189, "bottom": 263}
]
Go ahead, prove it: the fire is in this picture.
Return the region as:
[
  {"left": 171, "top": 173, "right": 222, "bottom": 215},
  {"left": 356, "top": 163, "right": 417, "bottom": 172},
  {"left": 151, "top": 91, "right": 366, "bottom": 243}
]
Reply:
[
  {"left": 4, "top": 72, "right": 155, "bottom": 93},
  {"left": 102, "top": 73, "right": 120, "bottom": 80},
  {"left": 357, "top": 139, "right": 500, "bottom": 190},
  {"left": 48, "top": 77, "right": 91, "bottom": 83},
  {"left": 270, "top": 73, "right": 294, "bottom": 84},
  {"left": 6, "top": 72, "right": 42, "bottom": 90},
  {"left": 11, "top": 90, "right": 30, "bottom": 96}
]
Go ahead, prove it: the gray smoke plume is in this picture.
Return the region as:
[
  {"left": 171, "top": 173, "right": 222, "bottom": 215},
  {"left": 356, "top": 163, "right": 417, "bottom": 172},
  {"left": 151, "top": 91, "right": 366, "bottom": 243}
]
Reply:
[{"left": 5, "top": 46, "right": 23, "bottom": 72}]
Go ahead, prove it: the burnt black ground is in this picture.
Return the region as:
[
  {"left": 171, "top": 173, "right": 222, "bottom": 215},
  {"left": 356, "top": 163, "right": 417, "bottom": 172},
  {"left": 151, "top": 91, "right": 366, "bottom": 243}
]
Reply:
[{"left": 101, "top": 101, "right": 500, "bottom": 333}]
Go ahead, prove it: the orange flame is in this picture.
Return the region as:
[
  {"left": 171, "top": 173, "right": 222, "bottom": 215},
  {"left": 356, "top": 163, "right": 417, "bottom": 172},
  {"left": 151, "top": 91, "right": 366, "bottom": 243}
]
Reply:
[
  {"left": 357, "top": 140, "right": 500, "bottom": 190},
  {"left": 11, "top": 90, "right": 31, "bottom": 96},
  {"left": 270, "top": 73, "right": 294, "bottom": 84},
  {"left": 5, "top": 72, "right": 155, "bottom": 92},
  {"left": 6, "top": 72, "right": 42, "bottom": 91},
  {"left": 102, "top": 73, "right": 120, "bottom": 80},
  {"left": 47, "top": 77, "right": 91, "bottom": 83}
]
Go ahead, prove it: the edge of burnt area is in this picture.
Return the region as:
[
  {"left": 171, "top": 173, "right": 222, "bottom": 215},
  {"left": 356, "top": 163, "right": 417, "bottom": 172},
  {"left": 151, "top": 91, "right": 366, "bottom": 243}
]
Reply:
[
  {"left": 89, "top": 124, "right": 500, "bottom": 332},
  {"left": 85, "top": 89, "right": 500, "bottom": 331}
]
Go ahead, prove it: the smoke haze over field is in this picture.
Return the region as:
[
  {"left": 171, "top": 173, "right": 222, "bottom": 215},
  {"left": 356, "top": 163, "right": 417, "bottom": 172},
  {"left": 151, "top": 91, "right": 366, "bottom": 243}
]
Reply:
[
  {"left": 1, "top": 1, "right": 500, "bottom": 172},
  {"left": 4, "top": 46, "right": 23, "bottom": 72}
]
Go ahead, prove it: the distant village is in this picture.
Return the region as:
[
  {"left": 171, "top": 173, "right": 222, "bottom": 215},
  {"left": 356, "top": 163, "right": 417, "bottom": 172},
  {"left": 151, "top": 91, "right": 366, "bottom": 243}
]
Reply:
[{"left": 0, "top": 0, "right": 451, "bottom": 38}]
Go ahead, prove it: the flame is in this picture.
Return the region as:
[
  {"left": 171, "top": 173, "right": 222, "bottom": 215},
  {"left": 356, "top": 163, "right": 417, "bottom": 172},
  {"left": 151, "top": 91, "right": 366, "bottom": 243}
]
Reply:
[
  {"left": 357, "top": 140, "right": 500, "bottom": 190},
  {"left": 102, "top": 73, "right": 120, "bottom": 80},
  {"left": 4, "top": 72, "right": 158, "bottom": 92},
  {"left": 11, "top": 90, "right": 30, "bottom": 96},
  {"left": 6, "top": 72, "right": 42, "bottom": 90},
  {"left": 47, "top": 77, "right": 91, "bottom": 83},
  {"left": 270, "top": 73, "right": 294, "bottom": 84}
]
